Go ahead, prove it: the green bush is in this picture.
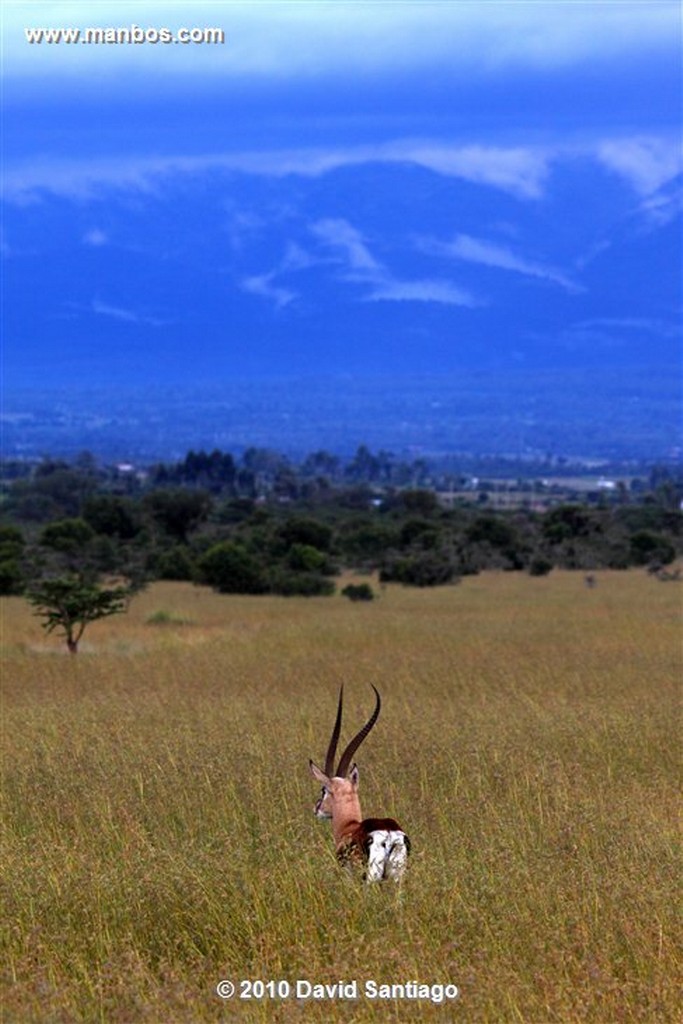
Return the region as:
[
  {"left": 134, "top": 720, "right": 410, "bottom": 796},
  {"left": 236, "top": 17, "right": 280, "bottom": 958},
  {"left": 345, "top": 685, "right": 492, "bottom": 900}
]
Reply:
[
  {"left": 0, "top": 526, "right": 26, "bottom": 593},
  {"left": 146, "top": 610, "right": 192, "bottom": 626},
  {"left": 279, "top": 517, "right": 333, "bottom": 552},
  {"left": 268, "top": 569, "right": 335, "bottom": 597},
  {"left": 0, "top": 559, "right": 25, "bottom": 595},
  {"left": 381, "top": 550, "right": 458, "bottom": 587},
  {"left": 83, "top": 495, "right": 141, "bottom": 539},
  {"left": 198, "top": 542, "right": 267, "bottom": 594},
  {"left": 528, "top": 556, "right": 553, "bottom": 577},
  {"left": 286, "top": 543, "right": 327, "bottom": 572},
  {"left": 341, "top": 582, "right": 375, "bottom": 601},
  {"left": 629, "top": 530, "right": 676, "bottom": 566},
  {"left": 40, "top": 518, "right": 95, "bottom": 554},
  {"left": 155, "top": 546, "right": 195, "bottom": 581}
]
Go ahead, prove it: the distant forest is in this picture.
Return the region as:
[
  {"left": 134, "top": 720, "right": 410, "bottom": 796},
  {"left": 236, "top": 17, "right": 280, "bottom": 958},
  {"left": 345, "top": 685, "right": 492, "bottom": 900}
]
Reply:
[{"left": 1, "top": 446, "right": 681, "bottom": 599}]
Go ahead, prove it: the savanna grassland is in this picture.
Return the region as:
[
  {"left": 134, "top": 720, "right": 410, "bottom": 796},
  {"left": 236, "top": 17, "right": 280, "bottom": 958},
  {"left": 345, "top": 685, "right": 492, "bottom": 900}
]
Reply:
[{"left": 1, "top": 572, "right": 680, "bottom": 1023}]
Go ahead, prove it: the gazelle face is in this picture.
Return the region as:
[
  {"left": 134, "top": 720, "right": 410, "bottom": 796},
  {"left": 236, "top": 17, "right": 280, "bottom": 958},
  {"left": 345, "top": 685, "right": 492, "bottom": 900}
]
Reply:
[
  {"left": 309, "top": 763, "right": 360, "bottom": 818},
  {"left": 314, "top": 785, "right": 332, "bottom": 819}
]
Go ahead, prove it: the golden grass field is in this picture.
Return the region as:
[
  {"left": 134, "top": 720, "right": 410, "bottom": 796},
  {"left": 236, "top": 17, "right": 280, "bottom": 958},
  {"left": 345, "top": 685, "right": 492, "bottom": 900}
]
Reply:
[{"left": 1, "top": 571, "right": 681, "bottom": 1022}]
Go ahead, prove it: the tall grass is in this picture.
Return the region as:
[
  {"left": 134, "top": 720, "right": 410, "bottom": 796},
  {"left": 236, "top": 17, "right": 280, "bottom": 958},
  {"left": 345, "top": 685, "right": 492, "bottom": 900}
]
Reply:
[{"left": 2, "top": 572, "right": 680, "bottom": 1021}]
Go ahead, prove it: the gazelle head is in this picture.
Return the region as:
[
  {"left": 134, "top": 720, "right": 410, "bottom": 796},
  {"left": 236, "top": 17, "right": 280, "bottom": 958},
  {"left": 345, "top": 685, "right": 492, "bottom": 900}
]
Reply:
[{"left": 309, "top": 685, "right": 381, "bottom": 818}]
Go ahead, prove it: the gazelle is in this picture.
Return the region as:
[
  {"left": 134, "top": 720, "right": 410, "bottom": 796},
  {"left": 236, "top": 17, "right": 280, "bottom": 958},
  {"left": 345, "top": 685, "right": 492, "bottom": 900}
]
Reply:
[{"left": 309, "top": 685, "right": 410, "bottom": 882}]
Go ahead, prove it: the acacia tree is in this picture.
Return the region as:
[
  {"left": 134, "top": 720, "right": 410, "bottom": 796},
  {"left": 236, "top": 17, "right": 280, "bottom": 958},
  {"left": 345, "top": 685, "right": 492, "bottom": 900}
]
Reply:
[{"left": 27, "top": 576, "right": 135, "bottom": 654}]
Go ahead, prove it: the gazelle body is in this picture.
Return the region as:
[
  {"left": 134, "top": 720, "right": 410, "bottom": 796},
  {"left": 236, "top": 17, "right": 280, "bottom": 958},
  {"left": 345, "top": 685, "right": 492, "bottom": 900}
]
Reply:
[{"left": 309, "top": 686, "right": 410, "bottom": 882}]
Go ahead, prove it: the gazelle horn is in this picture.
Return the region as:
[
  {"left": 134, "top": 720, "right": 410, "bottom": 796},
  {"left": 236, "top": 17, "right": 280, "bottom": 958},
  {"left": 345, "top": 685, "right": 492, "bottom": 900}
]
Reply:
[
  {"left": 335, "top": 685, "right": 381, "bottom": 778},
  {"left": 324, "top": 685, "right": 344, "bottom": 777}
]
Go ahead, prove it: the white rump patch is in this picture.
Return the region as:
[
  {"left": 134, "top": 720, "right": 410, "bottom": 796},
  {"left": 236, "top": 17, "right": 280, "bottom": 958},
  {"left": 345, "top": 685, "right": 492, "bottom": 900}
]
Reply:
[{"left": 365, "top": 829, "right": 409, "bottom": 882}]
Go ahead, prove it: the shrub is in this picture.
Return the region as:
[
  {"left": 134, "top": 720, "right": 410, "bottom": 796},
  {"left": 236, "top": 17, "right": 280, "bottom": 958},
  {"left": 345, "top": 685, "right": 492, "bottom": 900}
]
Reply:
[
  {"left": 40, "top": 518, "right": 95, "bottom": 554},
  {"left": 399, "top": 519, "right": 438, "bottom": 548},
  {"left": 0, "top": 560, "right": 25, "bottom": 595},
  {"left": 155, "top": 546, "right": 195, "bottom": 581},
  {"left": 380, "top": 550, "right": 458, "bottom": 587},
  {"left": 198, "top": 542, "right": 267, "bottom": 594},
  {"left": 268, "top": 569, "right": 335, "bottom": 597},
  {"left": 0, "top": 524, "right": 26, "bottom": 560},
  {"left": 629, "top": 530, "right": 676, "bottom": 567},
  {"left": 528, "top": 556, "right": 553, "bottom": 577},
  {"left": 397, "top": 489, "right": 439, "bottom": 515},
  {"left": 83, "top": 495, "right": 141, "bottom": 539},
  {"left": 0, "top": 526, "right": 26, "bottom": 595},
  {"left": 146, "top": 610, "right": 192, "bottom": 626},
  {"left": 286, "top": 543, "right": 327, "bottom": 572},
  {"left": 341, "top": 582, "right": 375, "bottom": 601},
  {"left": 279, "top": 517, "right": 333, "bottom": 552}
]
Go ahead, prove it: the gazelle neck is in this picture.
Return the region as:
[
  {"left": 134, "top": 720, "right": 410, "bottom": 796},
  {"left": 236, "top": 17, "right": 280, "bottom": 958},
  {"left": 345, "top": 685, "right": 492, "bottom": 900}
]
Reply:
[{"left": 330, "top": 781, "right": 363, "bottom": 847}]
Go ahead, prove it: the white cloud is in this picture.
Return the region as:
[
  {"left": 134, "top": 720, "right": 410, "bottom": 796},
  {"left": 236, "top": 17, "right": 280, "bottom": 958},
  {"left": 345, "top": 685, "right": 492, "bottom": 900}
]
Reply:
[
  {"left": 4, "top": 1, "right": 678, "bottom": 83},
  {"left": 8, "top": 136, "right": 680, "bottom": 207},
  {"left": 308, "top": 217, "right": 478, "bottom": 307},
  {"left": 237, "top": 240, "right": 321, "bottom": 309},
  {"left": 3, "top": 141, "right": 553, "bottom": 204},
  {"left": 91, "top": 298, "right": 139, "bottom": 323},
  {"left": 240, "top": 273, "right": 296, "bottom": 310},
  {"left": 364, "top": 278, "right": 479, "bottom": 307},
  {"left": 597, "top": 137, "right": 683, "bottom": 196},
  {"left": 571, "top": 317, "right": 680, "bottom": 338},
  {"left": 90, "top": 297, "right": 164, "bottom": 326},
  {"left": 636, "top": 183, "right": 682, "bottom": 228},
  {"left": 280, "top": 242, "right": 317, "bottom": 273},
  {"left": 310, "top": 218, "right": 381, "bottom": 271},
  {"left": 12, "top": 136, "right": 675, "bottom": 208},
  {"left": 428, "top": 233, "right": 581, "bottom": 293},
  {"left": 82, "top": 228, "right": 108, "bottom": 247},
  {"left": 391, "top": 143, "right": 550, "bottom": 200}
]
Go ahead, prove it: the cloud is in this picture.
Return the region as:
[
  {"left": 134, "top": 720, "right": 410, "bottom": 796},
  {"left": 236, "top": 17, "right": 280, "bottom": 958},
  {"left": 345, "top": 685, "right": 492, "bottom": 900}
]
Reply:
[
  {"left": 557, "top": 315, "right": 682, "bottom": 352},
  {"left": 10, "top": 137, "right": 680, "bottom": 207},
  {"left": 4, "top": 1, "right": 678, "bottom": 84},
  {"left": 2, "top": 141, "right": 554, "bottom": 204},
  {"left": 392, "top": 143, "right": 550, "bottom": 200},
  {"left": 310, "top": 219, "right": 381, "bottom": 271},
  {"left": 82, "top": 228, "right": 108, "bottom": 247},
  {"left": 597, "top": 137, "right": 683, "bottom": 196},
  {"left": 90, "top": 297, "right": 164, "bottom": 326},
  {"left": 280, "top": 242, "right": 317, "bottom": 273},
  {"left": 91, "top": 298, "right": 139, "bottom": 323},
  {"left": 240, "top": 273, "right": 296, "bottom": 310},
  {"left": 570, "top": 317, "right": 680, "bottom": 338},
  {"left": 236, "top": 224, "right": 478, "bottom": 311},
  {"left": 635, "top": 181, "right": 682, "bottom": 229},
  {"left": 308, "top": 217, "right": 478, "bottom": 307},
  {"left": 237, "top": 240, "right": 321, "bottom": 309},
  {"left": 364, "top": 278, "right": 479, "bottom": 307},
  {"left": 10, "top": 136, "right": 675, "bottom": 208},
  {"left": 427, "top": 233, "right": 582, "bottom": 293}
]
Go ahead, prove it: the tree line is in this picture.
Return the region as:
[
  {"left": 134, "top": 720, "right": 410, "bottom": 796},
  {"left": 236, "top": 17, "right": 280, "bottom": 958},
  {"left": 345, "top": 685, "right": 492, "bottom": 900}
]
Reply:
[
  {"left": 0, "top": 446, "right": 680, "bottom": 601},
  {"left": 1, "top": 447, "right": 680, "bottom": 651}
]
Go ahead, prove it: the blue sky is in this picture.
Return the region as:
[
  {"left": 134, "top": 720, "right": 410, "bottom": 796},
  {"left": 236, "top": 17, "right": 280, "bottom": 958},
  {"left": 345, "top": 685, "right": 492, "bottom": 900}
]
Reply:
[{"left": 2, "top": 1, "right": 681, "bottom": 396}]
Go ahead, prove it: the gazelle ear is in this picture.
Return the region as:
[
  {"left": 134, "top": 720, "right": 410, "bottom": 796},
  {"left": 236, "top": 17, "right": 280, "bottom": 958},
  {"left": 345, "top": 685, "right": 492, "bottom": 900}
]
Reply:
[
  {"left": 349, "top": 764, "right": 360, "bottom": 787},
  {"left": 309, "top": 760, "right": 331, "bottom": 787}
]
